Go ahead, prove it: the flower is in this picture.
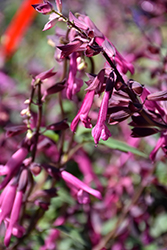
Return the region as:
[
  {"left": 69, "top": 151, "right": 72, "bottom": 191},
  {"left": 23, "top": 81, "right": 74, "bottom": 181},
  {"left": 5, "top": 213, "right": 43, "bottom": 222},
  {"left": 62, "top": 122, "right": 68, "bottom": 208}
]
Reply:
[
  {"left": 73, "top": 149, "right": 103, "bottom": 190},
  {"left": 66, "top": 52, "right": 83, "bottom": 99},
  {"left": 0, "top": 181, "right": 17, "bottom": 225},
  {"left": 0, "top": 147, "right": 28, "bottom": 190},
  {"left": 57, "top": 40, "right": 83, "bottom": 58},
  {"left": 92, "top": 91, "right": 112, "bottom": 144},
  {"left": 70, "top": 90, "right": 95, "bottom": 132},
  {"left": 60, "top": 170, "right": 102, "bottom": 202},
  {"left": 4, "top": 190, "right": 24, "bottom": 246},
  {"left": 2, "top": 169, "right": 28, "bottom": 246},
  {"left": 32, "top": 1, "right": 53, "bottom": 15},
  {"left": 55, "top": 0, "right": 62, "bottom": 13},
  {"left": 43, "top": 13, "right": 60, "bottom": 31},
  {"left": 69, "top": 12, "right": 134, "bottom": 74}
]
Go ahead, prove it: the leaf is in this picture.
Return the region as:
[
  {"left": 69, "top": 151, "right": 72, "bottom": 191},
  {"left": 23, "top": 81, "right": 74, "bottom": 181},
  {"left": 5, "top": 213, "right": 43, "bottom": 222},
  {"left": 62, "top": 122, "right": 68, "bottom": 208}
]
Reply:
[
  {"left": 55, "top": 225, "right": 88, "bottom": 247},
  {"left": 75, "top": 126, "right": 147, "bottom": 157},
  {"left": 98, "top": 138, "right": 147, "bottom": 157},
  {"left": 43, "top": 130, "right": 59, "bottom": 143}
]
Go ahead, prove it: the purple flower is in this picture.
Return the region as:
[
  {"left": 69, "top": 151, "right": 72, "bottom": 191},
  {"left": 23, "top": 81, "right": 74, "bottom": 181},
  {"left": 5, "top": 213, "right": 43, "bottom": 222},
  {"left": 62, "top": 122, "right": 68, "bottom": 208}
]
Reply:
[
  {"left": 92, "top": 91, "right": 111, "bottom": 144},
  {"left": 60, "top": 170, "right": 102, "bottom": 202},
  {"left": 57, "top": 40, "right": 83, "bottom": 58},
  {"left": 70, "top": 90, "right": 95, "bottom": 132},
  {"left": 31, "top": 67, "right": 57, "bottom": 85},
  {"left": 0, "top": 147, "right": 28, "bottom": 190},
  {"left": 4, "top": 190, "right": 24, "bottom": 246},
  {"left": 140, "top": 87, "right": 165, "bottom": 116},
  {"left": 32, "top": 1, "right": 53, "bottom": 15},
  {"left": 0, "top": 181, "right": 17, "bottom": 225},
  {"left": 85, "top": 69, "right": 105, "bottom": 94},
  {"left": 66, "top": 52, "right": 83, "bottom": 99},
  {"left": 43, "top": 13, "right": 60, "bottom": 31},
  {"left": 73, "top": 150, "right": 103, "bottom": 191},
  {"left": 0, "top": 169, "right": 28, "bottom": 246},
  {"left": 69, "top": 12, "right": 134, "bottom": 74},
  {"left": 150, "top": 132, "right": 167, "bottom": 161},
  {"left": 55, "top": 0, "right": 62, "bottom": 13}
]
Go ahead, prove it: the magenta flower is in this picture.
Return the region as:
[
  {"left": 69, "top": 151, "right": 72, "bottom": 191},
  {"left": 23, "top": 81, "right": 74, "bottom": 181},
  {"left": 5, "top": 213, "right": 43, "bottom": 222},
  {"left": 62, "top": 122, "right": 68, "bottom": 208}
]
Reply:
[
  {"left": 66, "top": 52, "right": 83, "bottom": 99},
  {"left": 69, "top": 12, "right": 134, "bottom": 74},
  {"left": 60, "top": 170, "right": 102, "bottom": 202},
  {"left": 57, "top": 40, "right": 83, "bottom": 58},
  {"left": 31, "top": 67, "right": 57, "bottom": 85},
  {"left": 43, "top": 13, "right": 60, "bottom": 31},
  {"left": 0, "top": 181, "right": 17, "bottom": 225},
  {"left": 140, "top": 87, "right": 165, "bottom": 116},
  {"left": 4, "top": 190, "right": 24, "bottom": 246},
  {"left": 0, "top": 147, "right": 28, "bottom": 190},
  {"left": 92, "top": 91, "right": 111, "bottom": 144},
  {"left": 55, "top": 0, "right": 62, "bottom": 13},
  {"left": 0, "top": 169, "right": 28, "bottom": 246},
  {"left": 32, "top": 1, "right": 53, "bottom": 15},
  {"left": 150, "top": 132, "right": 167, "bottom": 161},
  {"left": 73, "top": 150, "right": 103, "bottom": 191},
  {"left": 70, "top": 90, "right": 95, "bottom": 132}
]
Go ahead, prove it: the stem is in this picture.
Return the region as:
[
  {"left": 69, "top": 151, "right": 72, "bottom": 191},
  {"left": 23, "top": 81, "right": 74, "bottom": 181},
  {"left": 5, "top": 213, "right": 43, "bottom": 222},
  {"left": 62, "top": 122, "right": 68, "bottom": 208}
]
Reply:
[
  {"left": 31, "top": 81, "right": 43, "bottom": 162},
  {"left": 53, "top": 10, "right": 88, "bottom": 39},
  {"left": 102, "top": 50, "right": 167, "bottom": 130}
]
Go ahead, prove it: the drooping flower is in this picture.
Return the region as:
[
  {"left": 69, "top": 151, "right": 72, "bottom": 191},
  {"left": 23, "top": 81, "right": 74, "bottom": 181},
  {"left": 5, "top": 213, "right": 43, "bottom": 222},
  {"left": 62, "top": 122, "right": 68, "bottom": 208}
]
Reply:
[
  {"left": 69, "top": 12, "right": 134, "bottom": 74},
  {"left": 70, "top": 90, "right": 95, "bottom": 132},
  {"left": 70, "top": 69, "right": 106, "bottom": 132},
  {"left": 92, "top": 90, "right": 112, "bottom": 144}
]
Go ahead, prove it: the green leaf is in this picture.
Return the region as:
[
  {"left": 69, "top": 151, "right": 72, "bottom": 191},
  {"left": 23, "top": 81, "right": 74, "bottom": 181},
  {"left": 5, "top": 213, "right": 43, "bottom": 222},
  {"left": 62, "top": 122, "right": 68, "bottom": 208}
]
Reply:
[
  {"left": 43, "top": 130, "right": 59, "bottom": 143},
  {"left": 97, "top": 138, "right": 147, "bottom": 158},
  {"left": 75, "top": 126, "right": 147, "bottom": 157},
  {"left": 55, "top": 225, "right": 88, "bottom": 247}
]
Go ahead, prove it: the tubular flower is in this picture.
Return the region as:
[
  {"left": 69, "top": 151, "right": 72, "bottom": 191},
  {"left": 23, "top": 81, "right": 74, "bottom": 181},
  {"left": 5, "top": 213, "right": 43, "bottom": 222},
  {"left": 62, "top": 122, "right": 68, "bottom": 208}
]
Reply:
[
  {"left": 66, "top": 52, "right": 83, "bottom": 99},
  {"left": 92, "top": 90, "right": 112, "bottom": 144},
  {"left": 68, "top": 12, "right": 134, "bottom": 74},
  {"left": 60, "top": 170, "right": 102, "bottom": 202},
  {"left": 4, "top": 190, "right": 24, "bottom": 247},
  {"left": 3, "top": 169, "right": 28, "bottom": 246},
  {"left": 0, "top": 147, "right": 28, "bottom": 190},
  {"left": 70, "top": 90, "right": 95, "bottom": 132},
  {"left": 0, "top": 181, "right": 17, "bottom": 225}
]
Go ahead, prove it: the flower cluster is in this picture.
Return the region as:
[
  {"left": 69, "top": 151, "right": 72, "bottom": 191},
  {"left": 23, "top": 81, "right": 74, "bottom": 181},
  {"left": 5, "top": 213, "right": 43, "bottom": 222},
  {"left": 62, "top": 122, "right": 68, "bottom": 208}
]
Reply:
[{"left": 1, "top": 0, "right": 167, "bottom": 249}]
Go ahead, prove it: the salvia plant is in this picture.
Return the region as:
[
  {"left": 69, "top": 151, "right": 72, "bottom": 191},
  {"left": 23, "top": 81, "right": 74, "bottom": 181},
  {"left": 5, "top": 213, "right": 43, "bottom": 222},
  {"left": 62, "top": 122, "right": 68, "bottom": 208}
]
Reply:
[{"left": 1, "top": 0, "right": 167, "bottom": 249}]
